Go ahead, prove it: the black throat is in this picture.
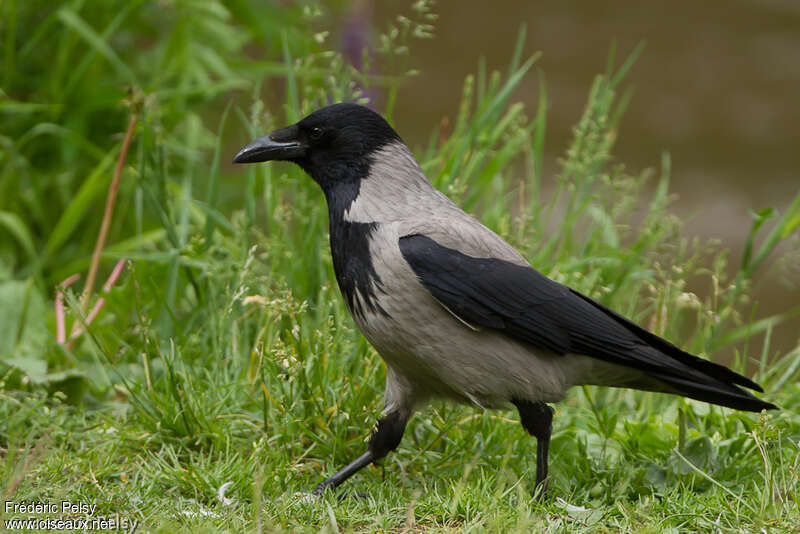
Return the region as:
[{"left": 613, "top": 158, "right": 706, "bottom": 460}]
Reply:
[{"left": 320, "top": 166, "right": 388, "bottom": 321}]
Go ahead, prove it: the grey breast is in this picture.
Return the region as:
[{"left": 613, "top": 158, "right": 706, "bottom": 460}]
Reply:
[{"left": 340, "top": 141, "right": 588, "bottom": 408}]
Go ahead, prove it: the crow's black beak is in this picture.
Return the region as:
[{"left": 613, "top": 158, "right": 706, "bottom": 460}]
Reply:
[{"left": 233, "top": 124, "right": 306, "bottom": 164}]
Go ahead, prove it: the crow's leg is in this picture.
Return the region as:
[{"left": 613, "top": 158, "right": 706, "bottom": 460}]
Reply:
[
  {"left": 312, "top": 410, "right": 408, "bottom": 495},
  {"left": 512, "top": 399, "right": 554, "bottom": 500}
]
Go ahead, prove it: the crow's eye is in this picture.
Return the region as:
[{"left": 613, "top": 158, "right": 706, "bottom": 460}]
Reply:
[{"left": 310, "top": 127, "right": 323, "bottom": 140}]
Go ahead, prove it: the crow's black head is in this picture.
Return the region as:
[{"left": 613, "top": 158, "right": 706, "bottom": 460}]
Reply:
[{"left": 233, "top": 103, "right": 401, "bottom": 190}]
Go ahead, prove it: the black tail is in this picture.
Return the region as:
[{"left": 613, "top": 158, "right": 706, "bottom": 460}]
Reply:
[
  {"left": 571, "top": 290, "right": 778, "bottom": 412},
  {"left": 650, "top": 358, "right": 778, "bottom": 412}
]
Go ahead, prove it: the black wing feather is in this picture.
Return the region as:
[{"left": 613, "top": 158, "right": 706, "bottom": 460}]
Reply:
[{"left": 399, "top": 234, "right": 776, "bottom": 412}]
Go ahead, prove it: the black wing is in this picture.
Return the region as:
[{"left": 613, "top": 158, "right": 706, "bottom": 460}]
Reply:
[{"left": 399, "top": 233, "right": 776, "bottom": 412}]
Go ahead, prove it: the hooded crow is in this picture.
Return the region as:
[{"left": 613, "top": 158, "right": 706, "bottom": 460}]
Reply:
[{"left": 234, "top": 102, "right": 776, "bottom": 498}]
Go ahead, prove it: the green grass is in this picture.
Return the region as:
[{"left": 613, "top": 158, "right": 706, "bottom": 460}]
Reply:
[{"left": 2, "top": 2, "right": 800, "bottom": 532}]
